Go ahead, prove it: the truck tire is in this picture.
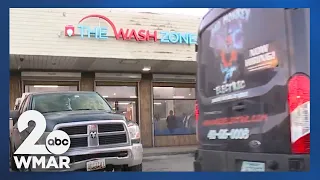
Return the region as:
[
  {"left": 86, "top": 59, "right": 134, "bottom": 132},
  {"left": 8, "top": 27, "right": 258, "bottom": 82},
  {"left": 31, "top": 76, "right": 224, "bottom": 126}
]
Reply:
[{"left": 126, "top": 164, "right": 142, "bottom": 171}]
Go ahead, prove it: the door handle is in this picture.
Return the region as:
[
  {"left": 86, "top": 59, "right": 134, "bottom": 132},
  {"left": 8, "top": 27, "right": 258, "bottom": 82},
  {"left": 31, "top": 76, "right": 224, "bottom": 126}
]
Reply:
[{"left": 232, "top": 104, "right": 246, "bottom": 111}]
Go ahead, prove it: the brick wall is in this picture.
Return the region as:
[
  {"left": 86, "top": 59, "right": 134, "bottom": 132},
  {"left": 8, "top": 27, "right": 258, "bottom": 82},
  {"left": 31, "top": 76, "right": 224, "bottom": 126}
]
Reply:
[
  {"left": 9, "top": 72, "right": 21, "bottom": 110},
  {"left": 139, "top": 74, "right": 153, "bottom": 147},
  {"left": 80, "top": 72, "right": 94, "bottom": 91}
]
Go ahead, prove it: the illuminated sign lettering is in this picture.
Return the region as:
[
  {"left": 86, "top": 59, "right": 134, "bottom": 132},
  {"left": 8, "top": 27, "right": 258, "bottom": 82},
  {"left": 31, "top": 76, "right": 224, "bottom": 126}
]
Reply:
[
  {"left": 65, "top": 14, "right": 197, "bottom": 45},
  {"left": 77, "top": 26, "right": 108, "bottom": 39}
]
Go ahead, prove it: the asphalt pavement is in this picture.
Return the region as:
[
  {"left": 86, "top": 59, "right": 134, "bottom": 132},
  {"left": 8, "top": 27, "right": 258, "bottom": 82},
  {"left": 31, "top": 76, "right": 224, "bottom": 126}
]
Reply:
[
  {"left": 143, "top": 146, "right": 197, "bottom": 157},
  {"left": 143, "top": 154, "right": 194, "bottom": 172}
]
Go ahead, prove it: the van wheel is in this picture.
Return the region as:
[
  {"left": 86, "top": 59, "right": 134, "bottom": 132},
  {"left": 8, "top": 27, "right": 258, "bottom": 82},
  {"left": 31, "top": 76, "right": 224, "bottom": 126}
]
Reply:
[{"left": 126, "top": 164, "right": 142, "bottom": 171}]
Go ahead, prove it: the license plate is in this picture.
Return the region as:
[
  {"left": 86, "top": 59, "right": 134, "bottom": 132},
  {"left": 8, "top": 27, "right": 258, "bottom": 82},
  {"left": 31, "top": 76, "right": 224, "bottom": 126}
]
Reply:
[
  {"left": 241, "top": 161, "right": 265, "bottom": 172},
  {"left": 86, "top": 159, "right": 106, "bottom": 171}
]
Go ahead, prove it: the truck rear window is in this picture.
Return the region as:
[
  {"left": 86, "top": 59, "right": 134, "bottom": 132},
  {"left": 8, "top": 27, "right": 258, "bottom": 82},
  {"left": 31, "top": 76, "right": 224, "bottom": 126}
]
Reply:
[{"left": 198, "top": 8, "right": 287, "bottom": 98}]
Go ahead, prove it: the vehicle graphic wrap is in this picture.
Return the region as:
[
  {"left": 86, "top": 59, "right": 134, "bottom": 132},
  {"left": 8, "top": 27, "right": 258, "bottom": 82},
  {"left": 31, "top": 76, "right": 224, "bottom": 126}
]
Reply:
[{"left": 197, "top": 8, "right": 291, "bottom": 154}]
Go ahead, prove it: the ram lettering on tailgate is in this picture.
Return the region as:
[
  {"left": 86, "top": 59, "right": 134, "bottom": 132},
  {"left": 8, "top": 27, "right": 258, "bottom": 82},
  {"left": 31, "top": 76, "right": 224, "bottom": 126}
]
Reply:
[{"left": 207, "top": 128, "right": 250, "bottom": 140}]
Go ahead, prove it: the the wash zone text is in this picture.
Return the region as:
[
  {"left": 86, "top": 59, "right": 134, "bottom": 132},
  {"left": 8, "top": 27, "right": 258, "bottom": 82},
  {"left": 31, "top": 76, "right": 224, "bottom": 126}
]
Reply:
[{"left": 77, "top": 25, "right": 197, "bottom": 45}]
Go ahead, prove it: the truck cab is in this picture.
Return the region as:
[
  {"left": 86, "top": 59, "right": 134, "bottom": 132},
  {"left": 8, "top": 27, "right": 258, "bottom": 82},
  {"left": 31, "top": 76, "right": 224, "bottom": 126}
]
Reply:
[{"left": 194, "top": 8, "right": 309, "bottom": 172}]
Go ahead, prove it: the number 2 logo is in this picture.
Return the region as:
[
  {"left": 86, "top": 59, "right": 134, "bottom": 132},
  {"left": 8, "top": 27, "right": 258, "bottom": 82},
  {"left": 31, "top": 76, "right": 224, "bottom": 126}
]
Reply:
[{"left": 14, "top": 110, "right": 51, "bottom": 155}]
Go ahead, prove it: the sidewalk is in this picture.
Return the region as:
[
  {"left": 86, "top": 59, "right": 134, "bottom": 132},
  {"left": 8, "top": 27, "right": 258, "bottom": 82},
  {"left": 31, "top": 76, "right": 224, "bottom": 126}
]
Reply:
[{"left": 143, "top": 145, "right": 197, "bottom": 157}]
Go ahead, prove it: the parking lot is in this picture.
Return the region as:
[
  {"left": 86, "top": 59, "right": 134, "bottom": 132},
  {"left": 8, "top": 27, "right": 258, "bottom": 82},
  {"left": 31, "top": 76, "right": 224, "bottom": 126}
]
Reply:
[{"left": 143, "top": 154, "right": 194, "bottom": 172}]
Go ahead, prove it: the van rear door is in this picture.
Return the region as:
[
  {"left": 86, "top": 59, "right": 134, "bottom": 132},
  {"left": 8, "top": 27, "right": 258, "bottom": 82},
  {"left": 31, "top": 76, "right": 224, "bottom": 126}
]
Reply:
[{"left": 197, "top": 8, "right": 291, "bottom": 154}]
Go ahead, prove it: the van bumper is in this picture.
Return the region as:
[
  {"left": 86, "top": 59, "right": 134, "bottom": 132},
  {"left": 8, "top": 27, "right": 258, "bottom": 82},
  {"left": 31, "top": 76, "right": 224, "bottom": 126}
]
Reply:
[{"left": 194, "top": 149, "right": 309, "bottom": 172}]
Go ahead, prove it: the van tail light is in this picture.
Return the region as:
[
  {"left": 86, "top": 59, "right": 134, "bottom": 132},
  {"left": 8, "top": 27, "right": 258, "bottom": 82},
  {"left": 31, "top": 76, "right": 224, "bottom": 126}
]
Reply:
[{"left": 288, "top": 73, "right": 310, "bottom": 154}]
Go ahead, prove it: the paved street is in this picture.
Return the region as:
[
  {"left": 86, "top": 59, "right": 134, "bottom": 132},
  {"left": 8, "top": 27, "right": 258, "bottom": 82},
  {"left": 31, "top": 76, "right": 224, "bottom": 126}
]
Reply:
[{"left": 143, "top": 154, "right": 194, "bottom": 172}]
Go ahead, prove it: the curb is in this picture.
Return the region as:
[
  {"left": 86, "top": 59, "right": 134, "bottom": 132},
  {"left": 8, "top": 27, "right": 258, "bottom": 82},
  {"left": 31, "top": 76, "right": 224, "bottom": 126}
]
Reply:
[{"left": 143, "top": 150, "right": 196, "bottom": 157}]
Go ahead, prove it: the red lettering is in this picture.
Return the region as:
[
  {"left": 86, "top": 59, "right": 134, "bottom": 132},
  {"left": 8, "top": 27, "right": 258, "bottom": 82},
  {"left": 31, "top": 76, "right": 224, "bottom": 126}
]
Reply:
[
  {"left": 128, "top": 29, "right": 139, "bottom": 41},
  {"left": 202, "top": 114, "right": 268, "bottom": 127},
  {"left": 146, "top": 30, "right": 158, "bottom": 42},
  {"left": 138, "top": 30, "right": 147, "bottom": 41},
  {"left": 202, "top": 120, "right": 209, "bottom": 126},
  {"left": 203, "top": 120, "right": 215, "bottom": 126},
  {"left": 215, "top": 118, "right": 224, "bottom": 125},
  {"left": 233, "top": 116, "right": 241, "bottom": 123},
  {"left": 261, "top": 114, "right": 268, "bottom": 120},
  {"left": 241, "top": 116, "right": 250, "bottom": 123},
  {"left": 114, "top": 28, "right": 157, "bottom": 42},
  {"left": 255, "top": 115, "right": 262, "bottom": 121},
  {"left": 220, "top": 118, "right": 228, "bottom": 125},
  {"left": 251, "top": 115, "right": 257, "bottom": 122},
  {"left": 229, "top": 117, "right": 238, "bottom": 124},
  {"left": 115, "top": 28, "right": 129, "bottom": 40}
]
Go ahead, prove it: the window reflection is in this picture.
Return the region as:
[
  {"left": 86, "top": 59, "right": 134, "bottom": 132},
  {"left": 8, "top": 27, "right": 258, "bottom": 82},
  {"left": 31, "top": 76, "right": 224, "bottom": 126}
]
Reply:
[
  {"left": 109, "top": 101, "right": 137, "bottom": 122},
  {"left": 153, "top": 86, "right": 196, "bottom": 136}
]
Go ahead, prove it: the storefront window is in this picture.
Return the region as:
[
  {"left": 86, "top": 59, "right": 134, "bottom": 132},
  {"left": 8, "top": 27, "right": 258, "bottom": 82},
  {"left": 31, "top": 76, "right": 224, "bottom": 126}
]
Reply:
[
  {"left": 108, "top": 101, "right": 137, "bottom": 122},
  {"left": 153, "top": 87, "right": 196, "bottom": 136},
  {"left": 153, "top": 87, "right": 195, "bottom": 99},
  {"left": 95, "top": 85, "right": 138, "bottom": 123},
  {"left": 95, "top": 86, "right": 137, "bottom": 98}
]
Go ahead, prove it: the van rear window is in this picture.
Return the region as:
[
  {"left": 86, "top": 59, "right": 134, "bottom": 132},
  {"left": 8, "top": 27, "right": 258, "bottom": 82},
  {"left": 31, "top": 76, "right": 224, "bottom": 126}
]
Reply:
[{"left": 198, "top": 8, "right": 287, "bottom": 98}]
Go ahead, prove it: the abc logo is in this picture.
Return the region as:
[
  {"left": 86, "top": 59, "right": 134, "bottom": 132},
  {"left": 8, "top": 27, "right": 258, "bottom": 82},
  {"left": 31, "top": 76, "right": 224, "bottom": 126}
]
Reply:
[{"left": 45, "top": 130, "right": 71, "bottom": 155}]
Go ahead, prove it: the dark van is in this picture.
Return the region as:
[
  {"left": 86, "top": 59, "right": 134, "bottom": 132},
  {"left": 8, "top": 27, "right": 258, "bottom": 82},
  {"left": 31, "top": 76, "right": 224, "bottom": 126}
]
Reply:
[{"left": 194, "top": 8, "right": 310, "bottom": 172}]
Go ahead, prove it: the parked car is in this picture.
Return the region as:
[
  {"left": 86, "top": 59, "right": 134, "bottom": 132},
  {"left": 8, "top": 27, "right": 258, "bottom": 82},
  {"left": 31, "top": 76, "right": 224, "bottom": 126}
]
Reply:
[{"left": 10, "top": 91, "right": 143, "bottom": 172}]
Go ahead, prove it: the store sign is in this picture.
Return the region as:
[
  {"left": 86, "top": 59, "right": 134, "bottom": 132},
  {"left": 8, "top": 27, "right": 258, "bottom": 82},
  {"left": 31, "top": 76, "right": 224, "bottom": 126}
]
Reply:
[{"left": 64, "top": 14, "right": 197, "bottom": 45}]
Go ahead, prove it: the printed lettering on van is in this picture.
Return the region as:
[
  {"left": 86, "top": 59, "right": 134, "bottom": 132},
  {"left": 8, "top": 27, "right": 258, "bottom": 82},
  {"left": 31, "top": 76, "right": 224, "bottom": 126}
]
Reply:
[
  {"left": 214, "top": 80, "right": 246, "bottom": 96},
  {"left": 210, "top": 9, "right": 251, "bottom": 37},
  {"left": 202, "top": 114, "right": 268, "bottom": 126},
  {"left": 207, "top": 128, "right": 250, "bottom": 140},
  {"left": 244, "top": 43, "right": 278, "bottom": 72}
]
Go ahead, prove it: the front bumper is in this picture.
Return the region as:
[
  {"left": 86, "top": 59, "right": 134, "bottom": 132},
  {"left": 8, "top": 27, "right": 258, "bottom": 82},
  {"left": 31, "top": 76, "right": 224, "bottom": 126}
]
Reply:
[{"left": 31, "top": 143, "right": 143, "bottom": 172}]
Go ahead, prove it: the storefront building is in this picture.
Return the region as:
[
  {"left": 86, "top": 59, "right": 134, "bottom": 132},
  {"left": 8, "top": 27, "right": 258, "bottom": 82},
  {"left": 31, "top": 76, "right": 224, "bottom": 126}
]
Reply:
[{"left": 10, "top": 8, "right": 200, "bottom": 147}]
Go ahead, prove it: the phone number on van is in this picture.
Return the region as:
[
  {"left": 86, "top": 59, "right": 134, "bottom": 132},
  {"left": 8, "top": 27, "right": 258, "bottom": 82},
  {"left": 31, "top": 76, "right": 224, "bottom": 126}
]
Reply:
[{"left": 207, "top": 128, "right": 250, "bottom": 140}]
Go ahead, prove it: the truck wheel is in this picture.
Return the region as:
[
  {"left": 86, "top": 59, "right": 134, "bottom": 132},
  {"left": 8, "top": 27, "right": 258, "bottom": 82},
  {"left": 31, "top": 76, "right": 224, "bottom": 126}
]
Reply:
[{"left": 127, "top": 164, "right": 142, "bottom": 171}]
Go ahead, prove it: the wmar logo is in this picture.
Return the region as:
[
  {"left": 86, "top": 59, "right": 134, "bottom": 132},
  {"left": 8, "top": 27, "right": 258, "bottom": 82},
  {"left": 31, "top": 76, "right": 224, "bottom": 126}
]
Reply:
[{"left": 13, "top": 110, "right": 71, "bottom": 170}]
